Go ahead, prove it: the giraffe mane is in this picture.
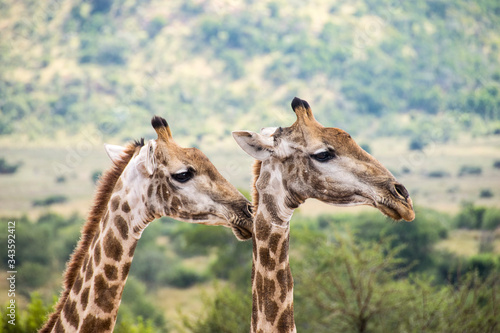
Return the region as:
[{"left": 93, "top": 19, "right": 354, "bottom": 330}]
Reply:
[
  {"left": 40, "top": 139, "right": 144, "bottom": 332},
  {"left": 251, "top": 160, "right": 262, "bottom": 213}
]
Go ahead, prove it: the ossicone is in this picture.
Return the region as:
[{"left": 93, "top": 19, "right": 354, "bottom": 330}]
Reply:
[
  {"left": 151, "top": 115, "right": 172, "bottom": 141},
  {"left": 291, "top": 97, "right": 315, "bottom": 123}
]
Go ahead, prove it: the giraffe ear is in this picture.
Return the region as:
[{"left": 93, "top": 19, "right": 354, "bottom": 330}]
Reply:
[
  {"left": 144, "top": 140, "right": 157, "bottom": 176},
  {"left": 104, "top": 144, "right": 126, "bottom": 165},
  {"left": 232, "top": 131, "right": 274, "bottom": 161}
]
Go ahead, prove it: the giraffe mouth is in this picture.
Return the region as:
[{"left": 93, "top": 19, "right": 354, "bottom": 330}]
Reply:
[{"left": 374, "top": 197, "right": 414, "bottom": 222}]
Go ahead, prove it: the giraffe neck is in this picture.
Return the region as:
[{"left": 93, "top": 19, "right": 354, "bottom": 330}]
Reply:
[
  {"left": 52, "top": 188, "right": 150, "bottom": 332},
  {"left": 251, "top": 162, "right": 297, "bottom": 333}
]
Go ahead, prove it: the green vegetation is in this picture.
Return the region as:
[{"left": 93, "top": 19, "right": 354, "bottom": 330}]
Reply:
[
  {"left": 1, "top": 0, "right": 500, "bottom": 331},
  {"left": 0, "top": 158, "right": 21, "bottom": 174},
  {"left": 1, "top": 0, "right": 500, "bottom": 143},
  {"left": 458, "top": 165, "right": 483, "bottom": 176},
  {"left": 1, "top": 204, "right": 499, "bottom": 331},
  {"left": 32, "top": 195, "right": 68, "bottom": 207}
]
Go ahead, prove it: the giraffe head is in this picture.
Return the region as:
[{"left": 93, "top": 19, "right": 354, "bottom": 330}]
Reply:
[
  {"left": 105, "top": 116, "right": 253, "bottom": 240},
  {"left": 233, "top": 97, "right": 414, "bottom": 222}
]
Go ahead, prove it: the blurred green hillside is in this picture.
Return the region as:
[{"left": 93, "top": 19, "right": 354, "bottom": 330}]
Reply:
[
  {"left": 1, "top": 1, "right": 500, "bottom": 332},
  {"left": 1, "top": 0, "right": 500, "bottom": 145}
]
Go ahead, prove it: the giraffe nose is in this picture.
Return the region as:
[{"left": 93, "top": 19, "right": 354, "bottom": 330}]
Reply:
[{"left": 393, "top": 183, "right": 410, "bottom": 200}]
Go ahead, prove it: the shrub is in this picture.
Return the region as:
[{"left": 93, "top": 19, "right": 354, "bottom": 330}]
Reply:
[
  {"left": 409, "top": 136, "right": 427, "bottom": 150},
  {"left": 427, "top": 170, "right": 450, "bottom": 178},
  {"left": 455, "top": 202, "right": 486, "bottom": 229},
  {"left": 162, "top": 266, "right": 208, "bottom": 288},
  {"left": 458, "top": 165, "right": 482, "bottom": 176},
  {"left": 466, "top": 254, "right": 499, "bottom": 279},
  {"left": 32, "top": 195, "right": 68, "bottom": 206},
  {"left": 95, "top": 39, "right": 128, "bottom": 65},
  {"left": 483, "top": 208, "right": 500, "bottom": 230},
  {"left": 0, "top": 157, "right": 21, "bottom": 174},
  {"left": 493, "top": 160, "right": 500, "bottom": 169},
  {"left": 479, "top": 188, "right": 494, "bottom": 198}
]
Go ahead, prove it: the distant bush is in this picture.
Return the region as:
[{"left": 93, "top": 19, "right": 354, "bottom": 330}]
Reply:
[
  {"left": 409, "top": 136, "right": 427, "bottom": 150},
  {"left": 483, "top": 208, "right": 500, "bottom": 230},
  {"left": 55, "top": 175, "right": 66, "bottom": 183},
  {"left": 466, "top": 254, "right": 499, "bottom": 279},
  {"left": 32, "top": 195, "right": 68, "bottom": 207},
  {"left": 95, "top": 39, "right": 128, "bottom": 65},
  {"left": 427, "top": 169, "right": 450, "bottom": 178},
  {"left": 162, "top": 266, "right": 208, "bottom": 288},
  {"left": 493, "top": 160, "right": 500, "bottom": 169},
  {"left": 0, "top": 157, "right": 21, "bottom": 174},
  {"left": 455, "top": 202, "right": 486, "bottom": 229},
  {"left": 479, "top": 188, "right": 494, "bottom": 198},
  {"left": 458, "top": 165, "right": 482, "bottom": 176}
]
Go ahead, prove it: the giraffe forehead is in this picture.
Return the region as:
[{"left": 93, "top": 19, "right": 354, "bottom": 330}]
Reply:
[{"left": 278, "top": 125, "right": 365, "bottom": 157}]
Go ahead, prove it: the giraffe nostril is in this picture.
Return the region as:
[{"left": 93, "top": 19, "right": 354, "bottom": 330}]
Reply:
[{"left": 394, "top": 183, "right": 409, "bottom": 200}]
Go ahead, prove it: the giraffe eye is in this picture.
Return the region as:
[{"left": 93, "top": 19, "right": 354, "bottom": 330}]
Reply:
[
  {"left": 172, "top": 170, "right": 194, "bottom": 183},
  {"left": 311, "top": 150, "right": 335, "bottom": 162}
]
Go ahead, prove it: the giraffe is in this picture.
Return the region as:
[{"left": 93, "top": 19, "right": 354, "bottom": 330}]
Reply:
[
  {"left": 233, "top": 97, "right": 415, "bottom": 333},
  {"left": 40, "top": 116, "right": 253, "bottom": 333}
]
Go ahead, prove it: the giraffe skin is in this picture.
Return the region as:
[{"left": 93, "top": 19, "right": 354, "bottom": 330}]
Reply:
[
  {"left": 234, "top": 97, "right": 415, "bottom": 332},
  {"left": 40, "top": 116, "right": 253, "bottom": 333}
]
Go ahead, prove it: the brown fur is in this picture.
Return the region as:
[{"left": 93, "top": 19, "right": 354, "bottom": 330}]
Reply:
[{"left": 39, "top": 140, "right": 143, "bottom": 333}]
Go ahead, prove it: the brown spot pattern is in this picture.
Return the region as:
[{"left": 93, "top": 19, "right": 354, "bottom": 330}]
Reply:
[
  {"left": 54, "top": 319, "right": 63, "bottom": 332},
  {"left": 63, "top": 299, "right": 79, "bottom": 329},
  {"left": 94, "top": 274, "right": 118, "bottom": 313},
  {"left": 269, "top": 233, "right": 281, "bottom": 254},
  {"left": 122, "top": 262, "right": 131, "bottom": 280},
  {"left": 263, "top": 277, "right": 278, "bottom": 323},
  {"left": 122, "top": 201, "right": 131, "bottom": 213},
  {"left": 171, "top": 196, "right": 181, "bottom": 210},
  {"left": 279, "top": 236, "right": 289, "bottom": 264},
  {"left": 276, "top": 305, "right": 293, "bottom": 332},
  {"left": 81, "top": 287, "right": 90, "bottom": 311},
  {"left": 263, "top": 194, "right": 281, "bottom": 222},
  {"left": 91, "top": 230, "right": 99, "bottom": 248},
  {"left": 80, "top": 315, "right": 112, "bottom": 333},
  {"left": 256, "top": 272, "right": 264, "bottom": 312},
  {"left": 128, "top": 241, "right": 137, "bottom": 257},
  {"left": 114, "top": 215, "right": 129, "bottom": 240},
  {"left": 103, "top": 230, "right": 123, "bottom": 262},
  {"left": 85, "top": 259, "right": 94, "bottom": 282},
  {"left": 161, "top": 184, "right": 169, "bottom": 201},
  {"left": 255, "top": 213, "right": 270, "bottom": 241},
  {"left": 104, "top": 264, "right": 118, "bottom": 280},
  {"left": 259, "top": 247, "right": 276, "bottom": 271},
  {"left": 259, "top": 171, "right": 271, "bottom": 187},
  {"left": 94, "top": 242, "right": 101, "bottom": 266},
  {"left": 72, "top": 274, "right": 83, "bottom": 294},
  {"left": 276, "top": 269, "right": 287, "bottom": 303},
  {"left": 252, "top": 292, "right": 258, "bottom": 333},
  {"left": 147, "top": 184, "right": 153, "bottom": 198},
  {"left": 110, "top": 196, "right": 120, "bottom": 212}
]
